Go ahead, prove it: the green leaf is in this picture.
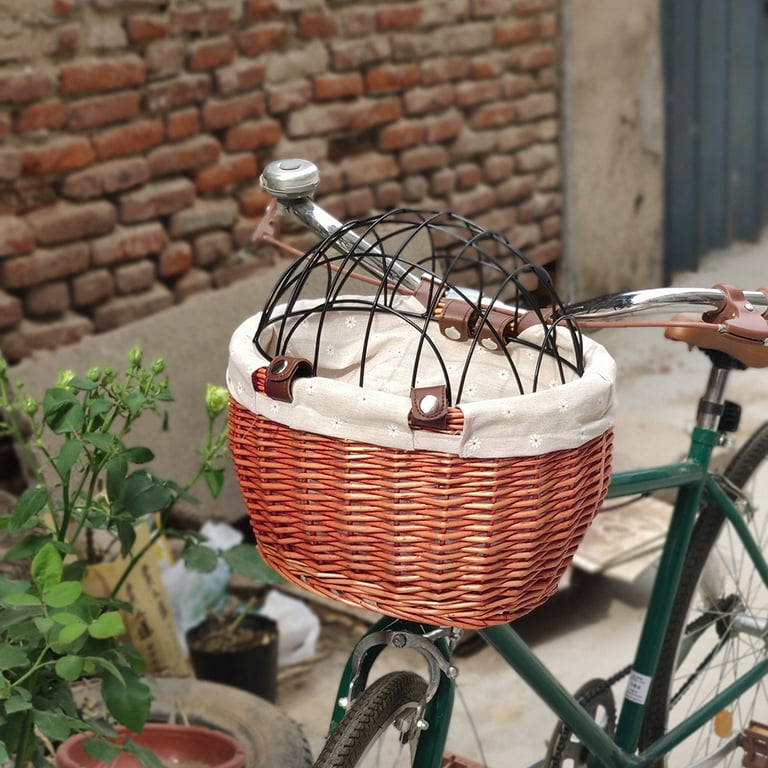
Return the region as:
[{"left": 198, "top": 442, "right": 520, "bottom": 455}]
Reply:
[
  {"left": 45, "top": 676, "right": 80, "bottom": 719},
  {"left": 9, "top": 486, "right": 48, "bottom": 533},
  {"left": 122, "top": 446, "right": 154, "bottom": 464},
  {"left": 203, "top": 467, "right": 225, "bottom": 499},
  {"left": 44, "top": 580, "right": 82, "bottom": 608},
  {"left": 52, "top": 611, "right": 86, "bottom": 626},
  {"left": 34, "top": 709, "right": 75, "bottom": 742},
  {"left": 67, "top": 376, "right": 98, "bottom": 391},
  {"left": 81, "top": 656, "right": 125, "bottom": 683},
  {"left": 121, "top": 472, "right": 172, "bottom": 518},
  {"left": 81, "top": 655, "right": 122, "bottom": 681},
  {"left": 3, "top": 533, "right": 48, "bottom": 561},
  {"left": 0, "top": 645, "right": 28, "bottom": 670},
  {"left": 57, "top": 619, "right": 87, "bottom": 645},
  {"left": 56, "top": 438, "right": 83, "bottom": 476},
  {"left": 87, "top": 397, "right": 115, "bottom": 421},
  {"left": 125, "top": 739, "right": 167, "bottom": 768},
  {"left": 34, "top": 616, "right": 54, "bottom": 635},
  {"left": 84, "top": 739, "right": 123, "bottom": 763},
  {"left": 80, "top": 718, "right": 118, "bottom": 739},
  {"left": 0, "top": 576, "right": 31, "bottom": 598},
  {"left": 5, "top": 694, "right": 31, "bottom": 714},
  {"left": 43, "top": 388, "right": 85, "bottom": 434},
  {"left": 83, "top": 431, "right": 115, "bottom": 453},
  {"left": 106, "top": 457, "right": 127, "bottom": 504},
  {"left": 126, "top": 391, "right": 146, "bottom": 417},
  {"left": 2, "top": 592, "right": 41, "bottom": 607},
  {"left": 0, "top": 605, "right": 39, "bottom": 633},
  {"left": 55, "top": 655, "right": 84, "bottom": 681},
  {"left": 31, "top": 543, "right": 63, "bottom": 591},
  {"left": 223, "top": 543, "right": 284, "bottom": 584},
  {"left": 116, "top": 521, "right": 136, "bottom": 557},
  {"left": 181, "top": 544, "right": 218, "bottom": 573},
  {"left": 89, "top": 611, "right": 125, "bottom": 639},
  {"left": 101, "top": 667, "right": 150, "bottom": 732}
]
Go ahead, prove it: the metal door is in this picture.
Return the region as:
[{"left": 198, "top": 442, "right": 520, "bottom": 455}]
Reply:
[{"left": 662, "top": 0, "right": 766, "bottom": 276}]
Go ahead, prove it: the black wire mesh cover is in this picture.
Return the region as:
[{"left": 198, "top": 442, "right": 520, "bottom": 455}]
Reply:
[
  {"left": 228, "top": 208, "right": 616, "bottom": 459},
  {"left": 258, "top": 209, "right": 581, "bottom": 393}
]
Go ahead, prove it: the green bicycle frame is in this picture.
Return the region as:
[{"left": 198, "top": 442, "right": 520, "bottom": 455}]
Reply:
[{"left": 325, "top": 421, "right": 768, "bottom": 768}]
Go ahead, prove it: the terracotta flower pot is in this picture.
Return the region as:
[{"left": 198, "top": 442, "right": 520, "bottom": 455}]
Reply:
[{"left": 56, "top": 723, "right": 245, "bottom": 768}]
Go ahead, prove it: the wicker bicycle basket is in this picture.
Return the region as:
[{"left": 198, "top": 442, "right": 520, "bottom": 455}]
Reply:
[{"left": 227, "top": 209, "right": 615, "bottom": 628}]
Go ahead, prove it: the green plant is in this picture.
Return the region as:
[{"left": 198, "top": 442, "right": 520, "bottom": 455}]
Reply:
[{"left": 0, "top": 348, "right": 278, "bottom": 768}]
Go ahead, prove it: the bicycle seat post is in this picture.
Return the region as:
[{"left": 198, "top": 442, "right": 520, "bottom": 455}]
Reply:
[{"left": 696, "top": 349, "right": 746, "bottom": 433}]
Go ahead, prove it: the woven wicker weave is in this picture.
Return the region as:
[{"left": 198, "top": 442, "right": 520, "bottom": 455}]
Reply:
[{"left": 229, "top": 393, "right": 613, "bottom": 629}]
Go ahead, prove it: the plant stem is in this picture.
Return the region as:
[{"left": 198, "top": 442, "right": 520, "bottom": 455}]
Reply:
[
  {"left": 13, "top": 708, "right": 35, "bottom": 768},
  {"left": 230, "top": 596, "right": 259, "bottom": 632},
  {"left": 109, "top": 518, "right": 166, "bottom": 598}
]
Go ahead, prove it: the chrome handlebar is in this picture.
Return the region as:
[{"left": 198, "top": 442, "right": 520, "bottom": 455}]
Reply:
[
  {"left": 259, "top": 159, "right": 768, "bottom": 328},
  {"left": 563, "top": 287, "right": 768, "bottom": 321}
]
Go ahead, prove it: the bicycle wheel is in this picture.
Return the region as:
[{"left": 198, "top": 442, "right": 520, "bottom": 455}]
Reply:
[
  {"left": 313, "top": 671, "right": 428, "bottom": 768},
  {"left": 640, "top": 422, "right": 768, "bottom": 766}
]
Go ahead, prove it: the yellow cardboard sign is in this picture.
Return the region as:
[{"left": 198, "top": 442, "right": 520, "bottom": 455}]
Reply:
[{"left": 82, "top": 522, "right": 190, "bottom": 676}]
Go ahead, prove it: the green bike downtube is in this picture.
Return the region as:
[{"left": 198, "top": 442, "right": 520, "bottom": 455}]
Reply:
[{"left": 611, "top": 426, "right": 719, "bottom": 759}]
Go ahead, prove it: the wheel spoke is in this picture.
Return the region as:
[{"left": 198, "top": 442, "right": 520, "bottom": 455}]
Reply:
[{"left": 639, "top": 423, "right": 768, "bottom": 767}]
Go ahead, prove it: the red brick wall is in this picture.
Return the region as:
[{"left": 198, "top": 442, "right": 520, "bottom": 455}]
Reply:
[{"left": 0, "top": 0, "right": 561, "bottom": 363}]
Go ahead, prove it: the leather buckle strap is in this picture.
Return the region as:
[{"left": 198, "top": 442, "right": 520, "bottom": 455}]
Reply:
[
  {"left": 257, "top": 356, "right": 314, "bottom": 402},
  {"left": 410, "top": 385, "right": 448, "bottom": 430}
]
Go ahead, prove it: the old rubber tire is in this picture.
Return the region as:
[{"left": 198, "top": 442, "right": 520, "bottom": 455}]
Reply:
[{"left": 148, "top": 677, "right": 313, "bottom": 767}]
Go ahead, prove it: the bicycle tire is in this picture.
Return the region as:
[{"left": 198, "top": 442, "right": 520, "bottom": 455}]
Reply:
[
  {"left": 639, "top": 422, "right": 768, "bottom": 766},
  {"left": 313, "top": 671, "right": 428, "bottom": 768}
]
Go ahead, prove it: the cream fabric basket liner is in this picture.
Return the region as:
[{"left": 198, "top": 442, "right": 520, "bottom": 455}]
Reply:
[{"left": 226, "top": 296, "right": 616, "bottom": 459}]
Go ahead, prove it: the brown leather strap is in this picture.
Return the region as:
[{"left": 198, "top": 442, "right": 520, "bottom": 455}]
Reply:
[
  {"left": 476, "top": 308, "right": 514, "bottom": 351},
  {"left": 258, "top": 356, "right": 314, "bottom": 402},
  {"left": 439, "top": 298, "right": 477, "bottom": 341},
  {"left": 409, "top": 385, "right": 448, "bottom": 430}
]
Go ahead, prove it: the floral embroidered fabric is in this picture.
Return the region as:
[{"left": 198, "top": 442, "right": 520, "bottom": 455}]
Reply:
[{"left": 227, "top": 295, "right": 616, "bottom": 459}]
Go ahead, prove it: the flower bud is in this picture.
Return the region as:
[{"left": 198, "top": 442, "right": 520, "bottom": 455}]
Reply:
[
  {"left": 23, "top": 396, "right": 38, "bottom": 416},
  {"left": 205, "top": 384, "right": 229, "bottom": 418},
  {"left": 151, "top": 357, "right": 165, "bottom": 374},
  {"left": 56, "top": 369, "right": 75, "bottom": 388},
  {"left": 87, "top": 366, "right": 101, "bottom": 381},
  {"left": 128, "top": 346, "right": 143, "bottom": 367}
]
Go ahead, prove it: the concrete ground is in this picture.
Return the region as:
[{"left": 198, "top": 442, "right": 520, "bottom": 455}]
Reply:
[{"left": 8, "top": 231, "right": 767, "bottom": 766}]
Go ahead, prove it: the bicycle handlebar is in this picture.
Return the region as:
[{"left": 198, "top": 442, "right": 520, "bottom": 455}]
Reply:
[
  {"left": 563, "top": 287, "right": 768, "bottom": 320},
  {"left": 258, "top": 159, "right": 768, "bottom": 348}
]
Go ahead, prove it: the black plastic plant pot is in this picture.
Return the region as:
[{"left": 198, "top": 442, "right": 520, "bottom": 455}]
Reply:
[{"left": 186, "top": 613, "right": 279, "bottom": 703}]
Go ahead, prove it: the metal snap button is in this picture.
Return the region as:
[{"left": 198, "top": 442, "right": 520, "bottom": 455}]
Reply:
[
  {"left": 419, "top": 394, "right": 440, "bottom": 416},
  {"left": 270, "top": 359, "right": 289, "bottom": 374}
]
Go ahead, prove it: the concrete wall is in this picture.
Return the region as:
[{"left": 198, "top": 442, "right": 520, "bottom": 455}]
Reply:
[
  {"left": 562, "top": 0, "right": 664, "bottom": 299},
  {"left": 0, "top": 0, "right": 563, "bottom": 363}
]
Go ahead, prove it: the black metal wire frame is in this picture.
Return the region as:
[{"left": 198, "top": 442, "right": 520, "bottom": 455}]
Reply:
[{"left": 253, "top": 209, "right": 585, "bottom": 405}]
